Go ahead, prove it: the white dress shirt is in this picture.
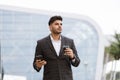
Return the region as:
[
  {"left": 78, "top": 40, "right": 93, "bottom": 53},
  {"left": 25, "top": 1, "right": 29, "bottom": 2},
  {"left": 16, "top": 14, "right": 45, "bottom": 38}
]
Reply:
[
  {"left": 50, "top": 35, "right": 61, "bottom": 56},
  {"left": 50, "top": 35, "right": 76, "bottom": 62}
]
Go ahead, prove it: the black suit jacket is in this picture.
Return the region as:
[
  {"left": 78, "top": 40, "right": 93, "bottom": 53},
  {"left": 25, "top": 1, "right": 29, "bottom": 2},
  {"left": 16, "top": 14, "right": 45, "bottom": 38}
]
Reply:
[{"left": 33, "top": 35, "right": 80, "bottom": 80}]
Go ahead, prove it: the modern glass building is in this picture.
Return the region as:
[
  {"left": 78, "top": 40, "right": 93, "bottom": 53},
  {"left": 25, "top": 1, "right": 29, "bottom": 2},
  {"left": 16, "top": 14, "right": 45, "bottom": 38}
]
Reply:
[{"left": 0, "top": 6, "right": 104, "bottom": 80}]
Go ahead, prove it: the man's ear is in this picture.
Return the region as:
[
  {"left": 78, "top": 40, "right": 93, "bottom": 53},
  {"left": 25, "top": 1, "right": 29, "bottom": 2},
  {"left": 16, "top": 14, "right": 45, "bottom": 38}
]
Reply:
[{"left": 49, "top": 25, "right": 52, "bottom": 31}]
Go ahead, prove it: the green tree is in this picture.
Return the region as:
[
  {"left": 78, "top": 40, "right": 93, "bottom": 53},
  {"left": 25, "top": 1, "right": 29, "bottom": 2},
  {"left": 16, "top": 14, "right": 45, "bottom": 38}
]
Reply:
[
  {"left": 105, "top": 32, "right": 120, "bottom": 80},
  {"left": 105, "top": 33, "right": 120, "bottom": 60}
]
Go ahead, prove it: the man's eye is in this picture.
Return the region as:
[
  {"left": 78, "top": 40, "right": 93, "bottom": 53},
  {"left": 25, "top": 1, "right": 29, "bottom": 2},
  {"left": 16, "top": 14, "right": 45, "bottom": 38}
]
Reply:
[
  {"left": 55, "top": 23, "right": 59, "bottom": 25},
  {"left": 55, "top": 23, "right": 62, "bottom": 25}
]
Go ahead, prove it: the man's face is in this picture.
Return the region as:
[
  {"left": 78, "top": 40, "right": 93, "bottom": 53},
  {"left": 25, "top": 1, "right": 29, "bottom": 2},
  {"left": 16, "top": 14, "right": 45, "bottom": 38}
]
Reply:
[{"left": 49, "top": 20, "right": 62, "bottom": 34}]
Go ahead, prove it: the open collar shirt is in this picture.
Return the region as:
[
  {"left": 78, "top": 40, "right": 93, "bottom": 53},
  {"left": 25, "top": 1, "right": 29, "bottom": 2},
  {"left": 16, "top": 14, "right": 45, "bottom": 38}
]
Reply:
[{"left": 50, "top": 35, "right": 61, "bottom": 56}]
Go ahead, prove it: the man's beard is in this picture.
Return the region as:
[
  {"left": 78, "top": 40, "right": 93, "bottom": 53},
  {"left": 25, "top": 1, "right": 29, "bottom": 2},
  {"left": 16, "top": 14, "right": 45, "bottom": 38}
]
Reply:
[
  {"left": 55, "top": 32, "right": 61, "bottom": 34},
  {"left": 53, "top": 30, "right": 61, "bottom": 34}
]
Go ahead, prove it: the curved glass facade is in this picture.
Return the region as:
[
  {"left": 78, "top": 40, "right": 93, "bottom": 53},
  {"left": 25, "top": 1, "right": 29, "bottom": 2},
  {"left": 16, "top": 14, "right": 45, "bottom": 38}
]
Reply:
[{"left": 1, "top": 9, "right": 99, "bottom": 80}]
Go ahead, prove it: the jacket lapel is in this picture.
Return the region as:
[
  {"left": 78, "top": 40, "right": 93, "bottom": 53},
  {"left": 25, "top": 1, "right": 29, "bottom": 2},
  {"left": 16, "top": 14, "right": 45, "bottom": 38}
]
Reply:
[
  {"left": 46, "top": 35, "right": 58, "bottom": 57},
  {"left": 46, "top": 35, "right": 66, "bottom": 57},
  {"left": 59, "top": 36, "right": 66, "bottom": 56}
]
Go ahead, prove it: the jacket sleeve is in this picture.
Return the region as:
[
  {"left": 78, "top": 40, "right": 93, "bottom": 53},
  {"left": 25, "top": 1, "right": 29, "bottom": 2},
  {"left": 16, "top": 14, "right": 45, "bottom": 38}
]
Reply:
[
  {"left": 70, "top": 40, "right": 80, "bottom": 67},
  {"left": 33, "top": 41, "right": 42, "bottom": 72}
]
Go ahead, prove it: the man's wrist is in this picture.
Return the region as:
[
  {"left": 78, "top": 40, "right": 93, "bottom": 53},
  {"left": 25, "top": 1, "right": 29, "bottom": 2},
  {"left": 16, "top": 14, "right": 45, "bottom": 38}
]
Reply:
[
  {"left": 71, "top": 55, "right": 75, "bottom": 60},
  {"left": 71, "top": 55, "right": 76, "bottom": 62}
]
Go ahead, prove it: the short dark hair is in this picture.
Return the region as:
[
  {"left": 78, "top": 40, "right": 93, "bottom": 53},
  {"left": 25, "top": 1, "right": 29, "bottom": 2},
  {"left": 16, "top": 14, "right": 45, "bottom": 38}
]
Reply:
[{"left": 48, "top": 15, "right": 62, "bottom": 26}]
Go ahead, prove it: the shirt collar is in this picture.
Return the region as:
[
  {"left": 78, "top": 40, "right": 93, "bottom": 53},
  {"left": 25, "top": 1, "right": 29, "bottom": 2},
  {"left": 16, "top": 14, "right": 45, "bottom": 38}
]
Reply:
[{"left": 50, "top": 35, "right": 61, "bottom": 41}]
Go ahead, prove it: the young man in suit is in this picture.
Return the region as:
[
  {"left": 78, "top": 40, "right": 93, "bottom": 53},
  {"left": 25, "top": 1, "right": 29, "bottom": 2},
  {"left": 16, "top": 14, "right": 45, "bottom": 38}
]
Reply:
[{"left": 33, "top": 15, "right": 80, "bottom": 80}]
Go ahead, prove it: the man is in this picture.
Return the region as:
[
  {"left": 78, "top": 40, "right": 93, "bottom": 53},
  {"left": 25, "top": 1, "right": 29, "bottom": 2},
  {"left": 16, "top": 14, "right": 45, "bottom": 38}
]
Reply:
[{"left": 33, "top": 15, "right": 80, "bottom": 80}]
